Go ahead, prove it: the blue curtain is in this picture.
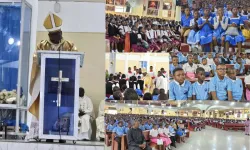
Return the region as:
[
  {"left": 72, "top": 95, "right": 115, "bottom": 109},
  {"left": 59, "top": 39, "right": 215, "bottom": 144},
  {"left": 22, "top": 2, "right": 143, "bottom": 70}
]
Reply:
[{"left": 0, "top": 5, "right": 21, "bottom": 91}]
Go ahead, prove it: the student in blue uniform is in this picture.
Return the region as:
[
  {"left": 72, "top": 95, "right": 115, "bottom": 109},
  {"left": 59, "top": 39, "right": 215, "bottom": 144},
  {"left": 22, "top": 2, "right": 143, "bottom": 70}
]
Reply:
[
  {"left": 198, "top": 7, "right": 214, "bottom": 52},
  {"left": 192, "top": 67, "right": 210, "bottom": 100},
  {"left": 139, "top": 121, "right": 146, "bottom": 131},
  {"left": 209, "top": 64, "right": 233, "bottom": 100},
  {"left": 187, "top": 10, "right": 200, "bottom": 48},
  {"left": 225, "top": 6, "right": 246, "bottom": 54},
  {"left": 213, "top": 6, "right": 229, "bottom": 53},
  {"left": 169, "top": 68, "right": 192, "bottom": 100},
  {"left": 181, "top": 7, "right": 193, "bottom": 43},
  {"left": 177, "top": 52, "right": 188, "bottom": 64},
  {"left": 169, "top": 56, "right": 182, "bottom": 77},
  {"left": 224, "top": 3, "right": 232, "bottom": 18},
  {"left": 234, "top": 57, "right": 245, "bottom": 76},
  {"left": 145, "top": 120, "right": 153, "bottom": 130},
  {"left": 112, "top": 121, "right": 126, "bottom": 150},
  {"left": 227, "top": 68, "right": 243, "bottom": 101},
  {"left": 107, "top": 120, "right": 116, "bottom": 132}
]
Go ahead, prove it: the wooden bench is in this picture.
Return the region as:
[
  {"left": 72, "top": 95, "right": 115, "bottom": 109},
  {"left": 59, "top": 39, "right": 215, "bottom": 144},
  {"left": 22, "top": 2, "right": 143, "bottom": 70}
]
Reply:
[{"left": 223, "top": 123, "right": 245, "bottom": 131}]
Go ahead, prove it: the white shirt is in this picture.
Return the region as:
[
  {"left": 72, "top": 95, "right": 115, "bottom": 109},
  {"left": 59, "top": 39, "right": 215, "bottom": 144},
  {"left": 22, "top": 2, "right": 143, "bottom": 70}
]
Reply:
[
  {"left": 206, "top": 58, "right": 215, "bottom": 66},
  {"left": 183, "top": 63, "right": 198, "bottom": 73},
  {"left": 156, "top": 76, "right": 167, "bottom": 92},
  {"left": 150, "top": 129, "right": 159, "bottom": 137},
  {"left": 246, "top": 58, "right": 250, "bottom": 64},
  {"left": 198, "top": 64, "right": 212, "bottom": 72},
  {"left": 163, "top": 127, "right": 170, "bottom": 137},
  {"left": 127, "top": 72, "right": 134, "bottom": 79},
  {"left": 245, "top": 75, "right": 250, "bottom": 86},
  {"left": 79, "top": 95, "right": 93, "bottom": 115},
  {"left": 148, "top": 71, "right": 155, "bottom": 78},
  {"left": 158, "top": 128, "right": 164, "bottom": 134}
]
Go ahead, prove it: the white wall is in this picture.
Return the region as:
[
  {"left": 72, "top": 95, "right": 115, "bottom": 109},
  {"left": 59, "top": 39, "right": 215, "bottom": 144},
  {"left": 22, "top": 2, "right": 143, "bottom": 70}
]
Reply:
[{"left": 37, "top": 1, "right": 105, "bottom": 33}]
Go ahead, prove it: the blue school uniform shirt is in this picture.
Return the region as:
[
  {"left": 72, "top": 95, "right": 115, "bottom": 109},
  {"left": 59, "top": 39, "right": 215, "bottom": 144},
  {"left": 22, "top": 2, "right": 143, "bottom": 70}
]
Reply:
[
  {"left": 229, "top": 78, "right": 243, "bottom": 101},
  {"left": 112, "top": 126, "right": 125, "bottom": 137},
  {"left": 107, "top": 124, "right": 116, "bottom": 132},
  {"left": 181, "top": 15, "right": 193, "bottom": 27},
  {"left": 170, "top": 64, "right": 182, "bottom": 75},
  {"left": 211, "top": 64, "right": 217, "bottom": 75},
  {"left": 139, "top": 125, "right": 146, "bottom": 131},
  {"left": 168, "top": 126, "right": 175, "bottom": 133},
  {"left": 234, "top": 63, "right": 244, "bottom": 74},
  {"left": 152, "top": 95, "right": 159, "bottom": 100},
  {"left": 209, "top": 76, "right": 232, "bottom": 100},
  {"left": 242, "top": 59, "right": 246, "bottom": 65},
  {"left": 192, "top": 81, "right": 209, "bottom": 100},
  {"left": 224, "top": 10, "right": 232, "bottom": 18},
  {"left": 177, "top": 52, "right": 187, "bottom": 64},
  {"left": 230, "top": 59, "right": 235, "bottom": 64},
  {"left": 169, "top": 80, "right": 193, "bottom": 100},
  {"left": 145, "top": 124, "right": 153, "bottom": 130},
  {"left": 198, "top": 17, "right": 214, "bottom": 35},
  {"left": 240, "top": 15, "right": 248, "bottom": 24}
]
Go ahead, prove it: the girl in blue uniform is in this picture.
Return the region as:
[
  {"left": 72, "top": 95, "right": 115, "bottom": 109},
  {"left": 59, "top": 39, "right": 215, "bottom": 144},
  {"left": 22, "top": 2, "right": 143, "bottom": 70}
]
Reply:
[
  {"left": 213, "top": 6, "right": 229, "bottom": 53},
  {"left": 187, "top": 10, "right": 200, "bottom": 48},
  {"left": 198, "top": 7, "right": 214, "bottom": 52},
  {"left": 225, "top": 7, "right": 246, "bottom": 54}
]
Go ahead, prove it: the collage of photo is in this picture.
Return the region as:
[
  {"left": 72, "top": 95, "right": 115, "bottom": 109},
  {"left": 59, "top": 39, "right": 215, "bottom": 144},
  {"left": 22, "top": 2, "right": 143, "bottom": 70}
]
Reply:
[
  {"left": 0, "top": 0, "right": 250, "bottom": 150},
  {"left": 104, "top": 0, "right": 250, "bottom": 150}
]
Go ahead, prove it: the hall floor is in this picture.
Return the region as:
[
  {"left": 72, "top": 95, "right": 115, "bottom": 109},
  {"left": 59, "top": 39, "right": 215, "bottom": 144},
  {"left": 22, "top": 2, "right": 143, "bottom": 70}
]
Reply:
[{"left": 175, "top": 126, "right": 249, "bottom": 150}]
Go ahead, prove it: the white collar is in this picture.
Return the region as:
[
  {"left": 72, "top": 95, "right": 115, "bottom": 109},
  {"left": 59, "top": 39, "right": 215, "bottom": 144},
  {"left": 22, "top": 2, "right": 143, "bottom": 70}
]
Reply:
[{"left": 174, "top": 80, "right": 185, "bottom": 87}]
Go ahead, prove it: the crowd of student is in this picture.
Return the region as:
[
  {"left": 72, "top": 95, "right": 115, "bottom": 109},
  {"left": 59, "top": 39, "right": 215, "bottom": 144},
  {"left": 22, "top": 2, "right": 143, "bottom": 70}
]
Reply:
[
  {"left": 106, "top": 14, "right": 182, "bottom": 53},
  {"left": 105, "top": 114, "right": 204, "bottom": 150},
  {"left": 105, "top": 66, "right": 168, "bottom": 100},
  {"left": 180, "top": 0, "right": 250, "bottom": 53},
  {"left": 169, "top": 52, "right": 250, "bottom": 101}
]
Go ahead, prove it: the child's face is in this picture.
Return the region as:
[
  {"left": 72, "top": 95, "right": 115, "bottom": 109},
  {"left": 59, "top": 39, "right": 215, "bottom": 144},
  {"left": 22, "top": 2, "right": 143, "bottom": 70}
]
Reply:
[
  {"left": 208, "top": 53, "right": 212, "bottom": 58},
  {"left": 242, "top": 54, "right": 246, "bottom": 59},
  {"left": 228, "top": 71, "right": 236, "bottom": 79},
  {"left": 237, "top": 58, "right": 242, "bottom": 64},
  {"left": 204, "top": 9, "right": 210, "bottom": 16},
  {"left": 232, "top": 8, "right": 238, "bottom": 15},
  {"left": 202, "top": 59, "right": 207, "bottom": 65},
  {"left": 174, "top": 70, "right": 185, "bottom": 84},
  {"left": 218, "top": 8, "right": 224, "bottom": 16},
  {"left": 188, "top": 56, "right": 193, "bottom": 63},
  {"left": 185, "top": 8, "right": 190, "bottom": 15},
  {"left": 173, "top": 57, "right": 179, "bottom": 64},
  {"left": 197, "top": 71, "right": 205, "bottom": 81}
]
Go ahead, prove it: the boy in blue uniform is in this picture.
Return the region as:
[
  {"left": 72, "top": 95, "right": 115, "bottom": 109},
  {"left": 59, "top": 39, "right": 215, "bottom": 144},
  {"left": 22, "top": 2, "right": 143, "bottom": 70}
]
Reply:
[
  {"left": 112, "top": 121, "right": 126, "bottom": 150},
  {"left": 234, "top": 57, "right": 245, "bottom": 76},
  {"left": 192, "top": 67, "right": 210, "bottom": 100},
  {"left": 107, "top": 120, "right": 116, "bottom": 132},
  {"left": 181, "top": 7, "right": 193, "bottom": 43},
  {"left": 169, "top": 56, "right": 182, "bottom": 77},
  {"left": 227, "top": 68, "right": 243, "bottom": 101},
  {"left": 177, "top": 52, "right": 188, "bottom": 64},
  {"left": 198, "top": 7, "right": 214, "bottom": 52},
  {"left": 209, "top": 64, "right": 233, "bottom": 100},
  {"left": 169, "top": 68, "right": 193, "bottom": 100}
]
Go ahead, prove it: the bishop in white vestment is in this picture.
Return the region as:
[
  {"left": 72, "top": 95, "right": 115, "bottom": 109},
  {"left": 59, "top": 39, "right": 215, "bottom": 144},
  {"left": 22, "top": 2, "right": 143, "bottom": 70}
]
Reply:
[{"left": 78, "top": 88, "right": 94, "bottom": 140}]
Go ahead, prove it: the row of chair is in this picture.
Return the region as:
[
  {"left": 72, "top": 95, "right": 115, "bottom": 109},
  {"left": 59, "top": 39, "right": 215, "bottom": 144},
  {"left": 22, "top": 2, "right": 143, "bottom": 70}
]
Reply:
[
  {"left": 105, "top": 125, "right": 191, "bottom": 150},
  {"left": 206, "top": 121, "right": 245, "bottom": 131}
]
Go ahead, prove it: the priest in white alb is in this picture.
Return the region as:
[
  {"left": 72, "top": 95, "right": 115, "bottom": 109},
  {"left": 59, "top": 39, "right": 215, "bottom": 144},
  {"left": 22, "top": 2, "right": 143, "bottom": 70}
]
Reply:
[
  {"left": 96, "top": 100, "right": 105, "bottom": 141},
  {"left": 78, "top": 87, "right": 94, "bottom": 140}
]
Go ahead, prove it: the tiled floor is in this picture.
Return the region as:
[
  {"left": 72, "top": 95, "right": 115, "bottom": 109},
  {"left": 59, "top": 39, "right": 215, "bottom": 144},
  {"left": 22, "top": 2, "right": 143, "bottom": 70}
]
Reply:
[
  {"left": 105, "top": 126, "right": 250, "bottom": 150},
  {"left": 0, "top": 140, "right": 104, "bottom": 150}
]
